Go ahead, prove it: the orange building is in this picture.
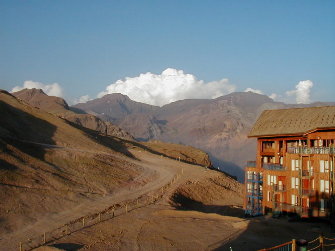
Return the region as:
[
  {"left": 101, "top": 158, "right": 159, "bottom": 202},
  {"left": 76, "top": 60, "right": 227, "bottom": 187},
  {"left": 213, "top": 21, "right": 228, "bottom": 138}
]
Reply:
[{"left": 244, "top": 106, "right": 335, "bottom": 218}]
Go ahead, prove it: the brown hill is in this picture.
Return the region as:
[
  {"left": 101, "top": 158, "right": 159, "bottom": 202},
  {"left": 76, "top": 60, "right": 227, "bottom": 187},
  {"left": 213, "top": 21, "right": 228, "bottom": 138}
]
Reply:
[
  {"left": 12, "top": 89, "right": 133, "bottom": 140},
  {"left": 73, "top": 92, "right": 335, "bottom": 181},
  {"left": 74, "top": 93, "right": 159, "bottom": 123},
  {"left": 0, "top": 90, "right": 144, "bottom": 236},
  {"left": 13, "top": 88, "right": 69, "bottom": 114}
]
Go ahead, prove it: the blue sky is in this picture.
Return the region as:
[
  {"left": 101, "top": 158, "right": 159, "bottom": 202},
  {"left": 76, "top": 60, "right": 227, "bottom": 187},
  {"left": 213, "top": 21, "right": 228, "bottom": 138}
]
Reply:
[{"left": 1, "top": 0, "right": 334, "bottom": 105}]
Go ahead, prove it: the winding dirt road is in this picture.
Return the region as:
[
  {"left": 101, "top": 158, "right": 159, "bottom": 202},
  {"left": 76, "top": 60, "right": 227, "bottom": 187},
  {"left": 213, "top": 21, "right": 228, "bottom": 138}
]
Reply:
[{"left": 0, "top": 146, "right": 183, "bottom": 250}]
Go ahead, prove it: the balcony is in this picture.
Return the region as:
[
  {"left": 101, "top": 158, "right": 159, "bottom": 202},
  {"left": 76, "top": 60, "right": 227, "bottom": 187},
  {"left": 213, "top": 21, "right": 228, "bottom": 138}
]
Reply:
[
  {"left": 302, "top": 170, "right": 313, "bottom": 177},
  {"left": 273, "top": 184, "right": 286, "bottom": 192},
  {"left": 246, "top": 161, "right": 256, "bottom": 168},
  {"left": 246, "top": 175, "right": 263, "bottom": 183},
  {"left": 287, "top": 146, "right": 335, "bottom": 155},
  {"left": 262, "top": 163, "right": 286, "bottom": 171},
  {"left": 302, "top": 189, "right": 312, "bottom": 196}
]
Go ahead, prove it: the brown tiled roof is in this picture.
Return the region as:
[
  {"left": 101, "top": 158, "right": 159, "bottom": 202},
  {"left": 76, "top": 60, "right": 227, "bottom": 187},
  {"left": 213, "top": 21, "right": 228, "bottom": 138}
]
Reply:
[{"left": 249, "top": 106, "right": 335, "bottom": 137}]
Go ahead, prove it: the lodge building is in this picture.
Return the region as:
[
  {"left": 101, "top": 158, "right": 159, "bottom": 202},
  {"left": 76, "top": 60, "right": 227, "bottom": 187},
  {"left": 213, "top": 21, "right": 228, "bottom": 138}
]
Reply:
[{"left": 244, "top": 106, "right": 335, "bottom": 217}]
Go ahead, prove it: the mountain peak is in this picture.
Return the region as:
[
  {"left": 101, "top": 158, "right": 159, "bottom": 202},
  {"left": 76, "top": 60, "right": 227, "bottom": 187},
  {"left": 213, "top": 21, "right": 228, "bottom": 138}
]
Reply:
[
  {"left": 14, "top": 88, "right": 47, "bottom": 97},
  {"left": 12, "top": 88, "right": 69, "bottom": 113},
  {"left": 101, "top": 93, "right": 131, "bottom": 102}
]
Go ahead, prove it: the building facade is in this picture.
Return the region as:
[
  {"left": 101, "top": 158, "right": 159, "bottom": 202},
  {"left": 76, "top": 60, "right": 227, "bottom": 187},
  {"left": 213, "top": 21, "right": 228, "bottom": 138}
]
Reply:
[{"left": 244, "top": 106, "right": 335, "bottom": 217}]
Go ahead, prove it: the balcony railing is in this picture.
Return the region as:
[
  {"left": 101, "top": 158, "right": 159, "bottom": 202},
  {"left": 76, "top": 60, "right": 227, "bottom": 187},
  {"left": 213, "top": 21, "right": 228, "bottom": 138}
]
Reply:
[
  {"left": 246, "top": 161, "right": 256, "bottom": 168},
  {"left": 246, "top": 190, "right": 263, "bottom": 197},
  {"left": 246, "top": 175, "right": 263, "bottom": 183},
  {"left": 302, "top": 170, "right": 313, "bottom": 177},
  {"left": 287, "top": 146, "right": 335, "bottom": 154},
  {"left": 262, "top": 163, "right": 286, "bottom": 171},
  {"left": 302, "top": 189, "right": 314, "bottom": 196},
  {"left": 273, "top": 184, "right": 286, "bottom": 192}
]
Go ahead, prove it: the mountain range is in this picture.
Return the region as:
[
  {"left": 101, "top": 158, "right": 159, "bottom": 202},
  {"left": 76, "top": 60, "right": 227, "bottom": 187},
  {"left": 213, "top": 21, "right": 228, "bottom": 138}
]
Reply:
[
  {"left": 11, "top": 88, "right": 335, "bottom": 181},
  {"left": 73, "top": 92, "right": 335, "bottom": 180}
]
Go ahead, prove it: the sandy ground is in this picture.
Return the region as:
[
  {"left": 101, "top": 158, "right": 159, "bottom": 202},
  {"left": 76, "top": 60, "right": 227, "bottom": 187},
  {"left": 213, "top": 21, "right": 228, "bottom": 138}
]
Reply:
[
  {"left": 2, "top": 149, "right": 334, "bottom": 251},
  {"left": 33, "top": 149, "right": 245, "bottom": 251}
]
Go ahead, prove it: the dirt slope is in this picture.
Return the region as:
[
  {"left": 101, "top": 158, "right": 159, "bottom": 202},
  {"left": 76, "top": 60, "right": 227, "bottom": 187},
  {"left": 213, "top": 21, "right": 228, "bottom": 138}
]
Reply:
[
  {"left": 12, "top": 88, "right": 133, "bottom": 140},
  {"left": 0, "top": 90, "right": 142, "bottom": 238},
  {"left": 35, "top": 149, "right": 244, "bottom": 251},
  {"left": 74, "top": 92, "right": 335, "bottom": 181},
  {"left": 1, "top": 90, "right": 230, "bottom": 250}
]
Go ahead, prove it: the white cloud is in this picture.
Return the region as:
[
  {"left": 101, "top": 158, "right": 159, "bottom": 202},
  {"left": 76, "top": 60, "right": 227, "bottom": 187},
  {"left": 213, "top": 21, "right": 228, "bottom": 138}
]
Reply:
[
  {"left": 73, "top": 95, "right": 91, "bottom": 104},
  {"left": 286, "top": 80, "right": 313, "bottom": 104},
  {"left": 244, "top": 88, "right": 263, "bottom": 95},
  {"left": 269, "top": 93, "right": 278, "bottom": 100},
  {"left": 99, "top": 68, "right": 236, "bottom": 106},
  {"left": 244, "top": 88, "right": 280, "bottom": 101},
  {"left": 12, "top": 80, "right": 64, "bottom": 97}
]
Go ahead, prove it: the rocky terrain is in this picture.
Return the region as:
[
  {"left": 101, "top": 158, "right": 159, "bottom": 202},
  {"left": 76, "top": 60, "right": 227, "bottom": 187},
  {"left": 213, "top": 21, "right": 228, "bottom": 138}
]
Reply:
[
  {"left": 13, "top": 89, "right": 133, "bottom": 140},
  {"left": 0, "top": 89, "right": 214, "bottom": 243},
  {"left": 1, "top": 89, "right": 333, "bottom": 251},
  {"left": 74, "top": 91, "right": 335, "bottom": 180}
]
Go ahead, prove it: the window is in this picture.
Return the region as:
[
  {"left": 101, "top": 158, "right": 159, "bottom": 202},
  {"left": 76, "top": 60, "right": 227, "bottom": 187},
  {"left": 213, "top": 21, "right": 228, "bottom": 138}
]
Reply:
[
  {"left": 320, "top": 160, "right": 328, "bottom": 173},
  {"left": 247, "top": 183, "right": 252, "bottom": 193},
  {"left": 291, "top": 195, "right": 298, "bottom": 206},
  {"left": 291, "top": 159, "right": 299, "bottom": 170},
  {"left": 325, "top": 161, "right": 329, "bottom": 173},
  {"left": 325, "top": 180, "right": 329, "bottom": 193},
  {"left": 268, "top": 191, "right": 271, "bottom": 202},
  {"left": 291, "top": 177, "right": 299, "bottom": 189},
  {"left": 268, "top": 175, "right": 277, "bottom": 185},
  {"left": 320, "top": 199, "right": 325, "bottom": 211},
  {"left": 320, "top": 180, "right": 329, "bottom": 193},
  {"left": 263, "top": 157, "right": 268, "bottom": 163}
]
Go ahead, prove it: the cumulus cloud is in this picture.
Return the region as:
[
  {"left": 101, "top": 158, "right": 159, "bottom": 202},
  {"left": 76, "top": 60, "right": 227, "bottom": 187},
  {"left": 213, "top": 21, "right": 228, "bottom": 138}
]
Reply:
[
  {"left": 244, "top": 88, "right": 263, "bottom": 95},
  {"left": 99, "top": 68, "right": 236, "bottom": 106},
  {"left": 286, "top": 80, "right": 313, "bottom": 104},
  {"left": 12, "top": 80, "right": 64, "bottom": 97},
  {"left": 73, "top": 95, "right": 91, "bottom": 104},
  {"left": 269, "top": 93, "right": 278, "bottom": 100}
]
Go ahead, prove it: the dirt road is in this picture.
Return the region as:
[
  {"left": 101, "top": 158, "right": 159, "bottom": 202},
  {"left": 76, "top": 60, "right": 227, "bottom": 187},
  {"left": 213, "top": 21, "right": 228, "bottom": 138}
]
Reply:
[
  {"left": 28, "top": 149, "right": 246, "bottom": 251},
  {"left": 0, "top": 147, "right": 188, "bottom": 250}
]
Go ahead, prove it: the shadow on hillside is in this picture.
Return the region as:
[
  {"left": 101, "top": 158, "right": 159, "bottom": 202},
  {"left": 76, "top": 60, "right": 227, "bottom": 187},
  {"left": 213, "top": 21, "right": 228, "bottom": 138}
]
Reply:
[
  {"left": 0, "top": 100, "right": 57, "bottom": 163},
  {"left": 0, "top": 159, "right": 18, "bottom": 171},
  {"left": 69, "top": 107, "right": 87, "bottom": 114},
  {"left": 65, "top": 120, "right": 137, "bottom": 159},
  {"left": 212, "top": 216, "right": 332, "bottom": 251},
  {"left": 171, "top": 192, "right": 244, "bottom": 218},
  {"left": 210, "top": 155, "right": 244, "bottom": 182},
  {"left": 51, "top": 243, "right": 84, "bottom": 251},
  {"left": 122, "top": 138, "right": 211, "bottom": 167}
]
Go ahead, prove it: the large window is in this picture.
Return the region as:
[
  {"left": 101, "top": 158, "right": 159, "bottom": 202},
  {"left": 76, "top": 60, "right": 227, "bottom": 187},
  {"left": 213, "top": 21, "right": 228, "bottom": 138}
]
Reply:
[
  {"left": 247, "top": 183, "right": 252, "bottom": 193},
  {"left": 267, "top": 175, "right": 277, "bottom": 185},
  {"left": 291, "top": 177, "right": 299, "bottom": 189},
  {"left": 320, "top": 199, "right": 325, "bottom": 211},
  {"left": 291, "top": 159, "right": 299, "bottom": 170},
  {"left": 320, "top": 160, "right": 329, "bottom": 173},
  {"left": 291, "top": 195, "right": 298, "bottom": 206},
  {"left": 320, "top": 180, "right": 330, "bottom": 193}
]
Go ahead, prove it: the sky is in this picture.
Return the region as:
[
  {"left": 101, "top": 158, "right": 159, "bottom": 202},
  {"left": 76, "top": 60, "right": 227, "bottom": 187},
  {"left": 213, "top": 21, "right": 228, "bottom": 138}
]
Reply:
[{"left": 1, "top": 0, "right": 334, "bottom": 106}]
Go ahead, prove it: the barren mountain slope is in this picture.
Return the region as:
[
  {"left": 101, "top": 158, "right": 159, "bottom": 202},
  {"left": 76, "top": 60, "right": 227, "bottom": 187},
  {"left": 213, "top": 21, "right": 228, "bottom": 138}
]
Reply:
[
  {"left": 12, "top": 89, "right": 133, "bottom": 140},
  {"left": 73, "top": 93, "right": 159, "bottom": 123},
  {"left": 73, "top": 92, "right": 334, "bottom": 181},
  {"left": 0, "top": 90, "right": 142, "bottom": 236},
  {"left": 0, "top": 90, "right": 216, "bottom": 242}
]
